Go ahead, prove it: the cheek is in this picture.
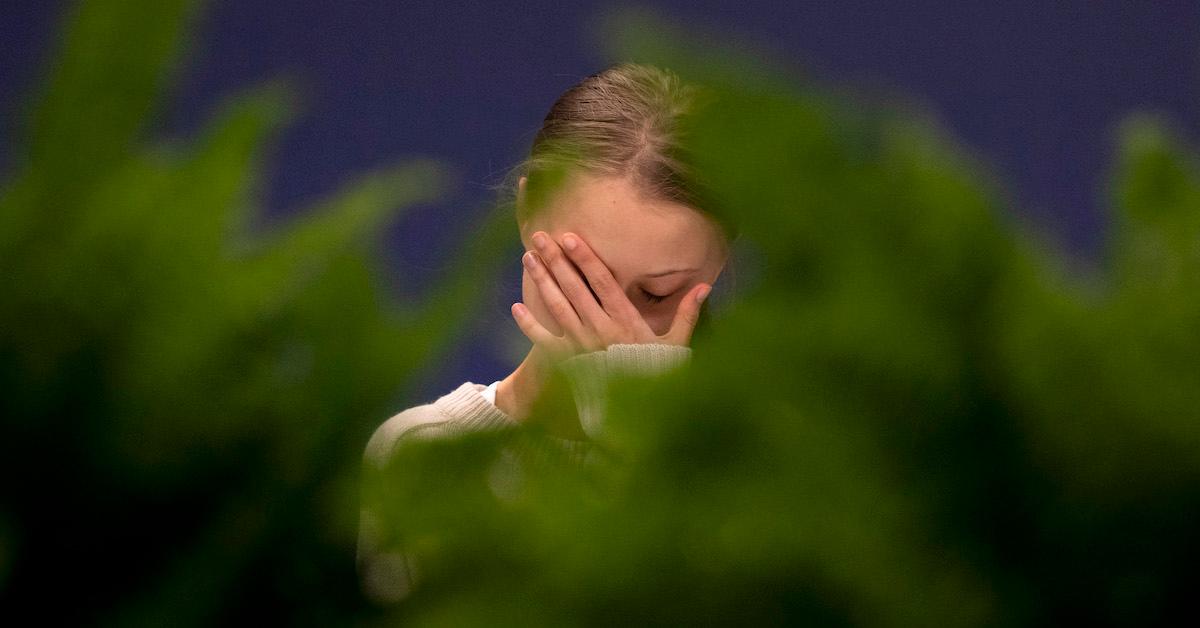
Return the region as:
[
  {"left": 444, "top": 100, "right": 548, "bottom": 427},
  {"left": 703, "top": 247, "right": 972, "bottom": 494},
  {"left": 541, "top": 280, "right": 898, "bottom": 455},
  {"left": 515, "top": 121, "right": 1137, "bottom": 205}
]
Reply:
[
  {"left": 640, "top": 306, "right": 674, "bottom": 336},
  {"left": 522, "top": 270, "right": 564, "bottom": 336}
]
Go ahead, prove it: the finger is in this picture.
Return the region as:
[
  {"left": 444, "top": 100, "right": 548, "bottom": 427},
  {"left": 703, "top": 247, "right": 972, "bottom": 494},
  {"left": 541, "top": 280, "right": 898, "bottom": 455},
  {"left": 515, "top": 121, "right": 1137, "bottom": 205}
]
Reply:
[
  {"left": 511, "top": 302, "right": 561, "bottom": 347},
  {"left": 560, "top": 232, "right": 642, "bottom": 324},
  {"left": 531, "top": 231, "right": 608, "bottom": 327},
  {"left": 523, "top": 249, "right": 585, "bottom": 340},
  {"left": 663, "top": 283, "right": 710, "bottom": 346}
]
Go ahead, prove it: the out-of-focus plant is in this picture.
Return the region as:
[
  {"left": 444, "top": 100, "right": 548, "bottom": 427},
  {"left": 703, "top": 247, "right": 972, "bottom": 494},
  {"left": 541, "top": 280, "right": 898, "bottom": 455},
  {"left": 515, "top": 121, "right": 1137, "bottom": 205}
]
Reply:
[
  {"left": 4, "top": 0, "right": 1198, "bottom": 626},
  {"left": 0, "top": 0, "right": 511, "bottom": 624},
  {"left": 370, "top": 8, "right": 1200, "bottom": 628}
]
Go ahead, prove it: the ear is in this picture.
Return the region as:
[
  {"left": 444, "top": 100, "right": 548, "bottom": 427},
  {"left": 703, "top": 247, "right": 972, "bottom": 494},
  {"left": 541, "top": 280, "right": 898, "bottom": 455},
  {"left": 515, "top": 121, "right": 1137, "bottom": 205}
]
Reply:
[
  {"left": 711, "top": 228, "right": 731, "bottom": 281},
  {"left": 516, "top": 175, "right": 528, "bottom": 231}
]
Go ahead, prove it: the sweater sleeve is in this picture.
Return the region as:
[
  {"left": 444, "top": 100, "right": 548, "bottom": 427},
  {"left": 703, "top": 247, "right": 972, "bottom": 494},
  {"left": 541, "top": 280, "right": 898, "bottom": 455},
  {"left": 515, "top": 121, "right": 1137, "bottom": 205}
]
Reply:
[
  {"left": 357, "top": 383, "right": 518, "bottom": 604},
  {"left": 556, "top": 343, "right": 692, "bottom": 440}
]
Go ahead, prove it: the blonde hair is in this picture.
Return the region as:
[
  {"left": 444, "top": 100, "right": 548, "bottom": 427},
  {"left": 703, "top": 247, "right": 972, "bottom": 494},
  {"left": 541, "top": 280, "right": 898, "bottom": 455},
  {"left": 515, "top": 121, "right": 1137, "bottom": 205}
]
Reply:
[{"left": 502, "top": 63, "right": 735, "bottom": 242}]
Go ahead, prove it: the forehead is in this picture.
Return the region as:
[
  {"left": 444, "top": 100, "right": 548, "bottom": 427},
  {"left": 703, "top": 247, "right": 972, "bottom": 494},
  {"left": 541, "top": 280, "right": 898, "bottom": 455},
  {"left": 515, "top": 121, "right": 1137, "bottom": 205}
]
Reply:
[{"left": 532, "top": 174, "right": 721, "bottom": 280}]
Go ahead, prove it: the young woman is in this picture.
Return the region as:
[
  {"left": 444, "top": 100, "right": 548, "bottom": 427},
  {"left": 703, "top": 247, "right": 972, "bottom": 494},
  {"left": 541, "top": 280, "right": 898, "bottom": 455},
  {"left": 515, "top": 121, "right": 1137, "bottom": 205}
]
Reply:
[{"left": 358, "top": 62, "right": 735, "bottom": 603}]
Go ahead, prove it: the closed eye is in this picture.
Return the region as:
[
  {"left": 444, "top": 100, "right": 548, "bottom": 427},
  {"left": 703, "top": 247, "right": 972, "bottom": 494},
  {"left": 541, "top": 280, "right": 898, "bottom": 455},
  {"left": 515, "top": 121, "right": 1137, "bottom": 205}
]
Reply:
[{"left": 641, "top": 288, "right": 669, "bottom": 304}]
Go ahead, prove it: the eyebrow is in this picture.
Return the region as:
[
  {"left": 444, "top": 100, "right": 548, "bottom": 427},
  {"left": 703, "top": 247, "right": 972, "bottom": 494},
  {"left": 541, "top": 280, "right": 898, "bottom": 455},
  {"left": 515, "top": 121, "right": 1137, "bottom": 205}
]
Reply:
[{"left": 640, "top": 268, "right": 698, "bottom": 279}]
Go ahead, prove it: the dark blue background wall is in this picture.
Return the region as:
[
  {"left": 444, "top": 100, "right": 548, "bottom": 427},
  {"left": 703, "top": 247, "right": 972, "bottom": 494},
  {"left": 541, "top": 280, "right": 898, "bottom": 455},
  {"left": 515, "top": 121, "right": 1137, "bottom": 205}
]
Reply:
[{"left": 4, "top": 1, "right": 1198, "bottom": 403}]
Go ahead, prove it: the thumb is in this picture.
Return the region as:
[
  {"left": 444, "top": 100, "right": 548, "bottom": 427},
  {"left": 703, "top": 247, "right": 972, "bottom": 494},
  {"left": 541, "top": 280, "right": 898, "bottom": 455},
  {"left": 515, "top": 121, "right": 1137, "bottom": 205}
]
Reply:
[{"left": 664, "top": 283, "right": 710, "bottom": 346}]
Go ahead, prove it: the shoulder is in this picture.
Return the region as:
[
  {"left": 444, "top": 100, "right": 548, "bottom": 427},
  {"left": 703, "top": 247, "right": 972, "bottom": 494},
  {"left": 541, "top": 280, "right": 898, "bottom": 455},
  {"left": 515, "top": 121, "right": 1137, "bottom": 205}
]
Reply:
[
  {"left": 362, "top": 402, "right": 449, "bottom": 471},
  {"left": 363, "top": 381, "right": 515, "bottom": 470}
]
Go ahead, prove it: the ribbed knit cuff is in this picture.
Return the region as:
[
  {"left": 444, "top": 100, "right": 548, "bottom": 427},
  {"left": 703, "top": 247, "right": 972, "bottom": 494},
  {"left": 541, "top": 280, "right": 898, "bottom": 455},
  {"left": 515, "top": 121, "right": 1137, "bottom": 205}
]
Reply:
[
  {"left": 436, "top": 382, "right": 591, "bottom": 466},
  {"left": 557, "top": 343, "right": 692, "bottom": 439},
  {"left": 603, "top": 343, "right": 692, "bottom": 375},
  {"left": 434, "top": 382, "right": 520, "bottom": 435}
]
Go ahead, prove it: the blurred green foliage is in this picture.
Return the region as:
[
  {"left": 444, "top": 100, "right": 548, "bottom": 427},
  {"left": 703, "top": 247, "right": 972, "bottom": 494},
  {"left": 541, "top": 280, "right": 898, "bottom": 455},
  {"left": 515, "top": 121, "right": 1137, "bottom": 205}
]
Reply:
[
  {"left": 372, "top": 9, "right": 1200, "bottom": 628},
  {"left": 2, "top": 1, "right": 1198, "bottom": 626},
  {"left": 0, "top": 0, "right": 510, "bottom": 624}
]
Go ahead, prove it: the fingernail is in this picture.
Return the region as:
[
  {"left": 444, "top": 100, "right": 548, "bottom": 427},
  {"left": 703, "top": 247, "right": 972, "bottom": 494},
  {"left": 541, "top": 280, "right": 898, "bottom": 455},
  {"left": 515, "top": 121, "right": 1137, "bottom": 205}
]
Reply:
[
  {"left": 696, "top": 285, "right": 711, "bottom": 303},
  {"left": 523, "top": 251, "right": 538, "bottom": 269},
  {"left": 532, "top": 232, "right": 546, "bottom": 249},
  {"left": 562, "top": 234, "right": 577, "bottom": 251}
]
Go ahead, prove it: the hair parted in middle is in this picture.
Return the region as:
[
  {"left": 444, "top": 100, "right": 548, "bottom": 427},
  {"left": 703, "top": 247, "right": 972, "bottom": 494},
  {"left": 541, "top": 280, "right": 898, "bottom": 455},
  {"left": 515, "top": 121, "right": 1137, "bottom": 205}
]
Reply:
[{"left": 502, "top": 63, "right": 736, "bottom": 243}]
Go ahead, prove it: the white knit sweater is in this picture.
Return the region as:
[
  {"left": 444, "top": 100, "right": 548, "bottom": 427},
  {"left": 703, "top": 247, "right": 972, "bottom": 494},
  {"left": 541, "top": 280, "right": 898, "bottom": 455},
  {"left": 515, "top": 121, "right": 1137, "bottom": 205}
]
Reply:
[{"left": 357, "top": 343, "right": 692, "bottom": 604}]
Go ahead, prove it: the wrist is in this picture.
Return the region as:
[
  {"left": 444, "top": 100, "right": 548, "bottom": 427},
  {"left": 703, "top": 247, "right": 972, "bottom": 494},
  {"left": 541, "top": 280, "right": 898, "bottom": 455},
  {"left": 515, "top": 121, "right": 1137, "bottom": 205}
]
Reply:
[
  {"left": 495, "top": 372, "right": 532, "bottom": 422},
  {"left": 495, "top": 346, "right": 553, "bottom": 422}
]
